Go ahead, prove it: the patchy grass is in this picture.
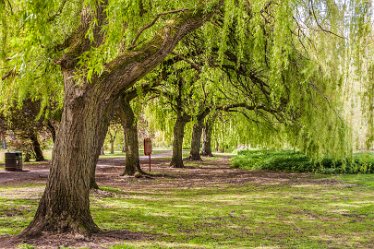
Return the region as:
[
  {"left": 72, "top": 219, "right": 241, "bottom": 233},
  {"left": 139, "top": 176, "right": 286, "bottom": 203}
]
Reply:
[
  {"left": 335, "top": 174, "right": 374, "bottom": 188},
  {"left": 0, "top": 170, "right": 373, "bottom": 248}
]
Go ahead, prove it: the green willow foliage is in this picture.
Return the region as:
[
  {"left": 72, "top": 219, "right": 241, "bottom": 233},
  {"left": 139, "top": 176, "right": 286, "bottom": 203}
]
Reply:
[{"left": 0, "top": 0, "right": 373, "bottom": 158}]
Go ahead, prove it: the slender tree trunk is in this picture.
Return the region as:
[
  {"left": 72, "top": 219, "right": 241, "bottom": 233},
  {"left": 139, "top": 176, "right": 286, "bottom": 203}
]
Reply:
[
  {"left": 21, "top": 74, "right": 112, "bottom": 237},
  {"left": 189, "top": 119, "right": 204, "bottom": 160},
  {"left": 29, "top": 132, "right": 45, "bottom": 161},
  {"left": 201, "top": 125, "right": 213, "bottom": 156},
  {"left": 122, "top": 142, "right": 126, "bottom": 152},
  {"left": 110, "top": 139, "right": 115, "bottom": 154},
  {"left": 89, "top": 124, "right": 109, "bottom": 190},
  {"left": 24, "top": 152, "right": 31, "bottom": 162},
  {"left": 118, "top": 97, "right": 143, "bottom": 176},
  {"left": 201, "top": 114, "right": 216, "bottom": 157},
  {"left": 1, "top": 132, "right": 7, "bottom": 149},
  {"left": 170, "top": 117, "right": 188, "bottom": 168},
  {"left": 47, "top": 121, "right": 57, "bottom": 143}
]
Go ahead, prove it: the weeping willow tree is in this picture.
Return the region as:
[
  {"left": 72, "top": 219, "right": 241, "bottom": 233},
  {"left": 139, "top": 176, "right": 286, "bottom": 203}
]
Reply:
[
  {"left": 201, "top": 0, "right": 374, "bottom": 159},
  {"left": 1, "top": 0, "right": 224, "bottom": 237},
  {"left": 0, "top": 0, "right": 372, "bottom": 238},
  {"left": 146, "top": 0, "right": 373, "bottom": 161}
]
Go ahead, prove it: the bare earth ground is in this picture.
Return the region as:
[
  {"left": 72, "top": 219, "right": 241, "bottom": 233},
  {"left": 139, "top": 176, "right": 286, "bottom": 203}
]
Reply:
[
  {"left": 0, "top": 153, "right": 347, "bottom": 248},
  {"left": 0, "top": 154, "right": 338, "bottom": 189}
]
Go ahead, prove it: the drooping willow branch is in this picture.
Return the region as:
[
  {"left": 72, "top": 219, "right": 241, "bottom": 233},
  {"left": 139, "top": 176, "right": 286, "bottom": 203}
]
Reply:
[
  {"left": 1, "top": 68, "right": 16, "bottom": 81},
  {"left": 47, "top": 0, "right": 68, "bottom": 22},
  {"left": 129, "top": 8, "right": 189, "bottom": 49},
  {"left": 170, "top": 51, "right": 202, "bottom": 72},
  {"left": 309, "top": 0, "right": 345, "bottom": 39}
]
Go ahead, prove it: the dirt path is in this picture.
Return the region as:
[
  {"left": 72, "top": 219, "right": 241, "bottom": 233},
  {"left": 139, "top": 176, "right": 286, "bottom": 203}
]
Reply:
[
  {"left": 0, "top": 151, "right": 172, "bottom": 185},
  {"left": 0, "top": 152, "right": 337, "bottom": 188}
]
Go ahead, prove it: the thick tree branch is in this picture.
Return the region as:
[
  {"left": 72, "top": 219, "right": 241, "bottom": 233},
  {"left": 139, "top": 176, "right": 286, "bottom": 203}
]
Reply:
[
  {"left": 123, "top": 81, "right": 160, "bottom": 101},
  {"left": 100, "top": 1, "right": 223, "bottom": 98},
  {"left": 216, "top": 103, "right": 277, "bottom": 114},
  {"left": 57, "top": 0, "right": 108, "bottom": 68},
  {"left": 170, "top": 51, "right": 202, "bottom": 72}
]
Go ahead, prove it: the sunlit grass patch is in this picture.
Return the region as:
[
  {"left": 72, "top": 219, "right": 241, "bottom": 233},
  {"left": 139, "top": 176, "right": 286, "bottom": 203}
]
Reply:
[
  {"left": 336, "top": 174, "right": 374, "bottom": 188},
  {"left": 92, "top": 180, "right": 374, "bottom": 248},
  {"left": 0, "top": 169, "right": 373, "bottom": 248}
]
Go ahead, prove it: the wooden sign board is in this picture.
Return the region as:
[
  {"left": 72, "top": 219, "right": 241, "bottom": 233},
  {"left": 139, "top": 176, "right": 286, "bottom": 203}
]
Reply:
[{"left": 144, "top": 138, "right": 152, "bottom": 155}]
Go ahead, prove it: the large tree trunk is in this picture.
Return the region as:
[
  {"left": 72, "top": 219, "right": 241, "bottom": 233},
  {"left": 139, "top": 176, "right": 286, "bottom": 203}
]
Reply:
[
  {"left": 21, "top": 2, "right": 220, "bottom": 237},
  {"left": 29, "top": 132, "right": 45, "bottom": 161},
  {"left": 201, "top": 115, "right": 216, "bottom": 157},
  {"left": 189, "top": 119, "right": 204, "bottom": 160},
  {"left": 118, "top": 97, "right": 143, "bottom": 176},
  {"left": 170, "top": 117, "right": 188, "bottom": 168},
  {"left": 21, "top": 74, "right": 112, "bottom": 237}
]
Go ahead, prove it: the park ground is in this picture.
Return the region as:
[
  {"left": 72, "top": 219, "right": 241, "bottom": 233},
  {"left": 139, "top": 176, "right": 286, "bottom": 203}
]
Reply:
[{"left": 0, "top": 152, "right": 373, "bottom": 248}]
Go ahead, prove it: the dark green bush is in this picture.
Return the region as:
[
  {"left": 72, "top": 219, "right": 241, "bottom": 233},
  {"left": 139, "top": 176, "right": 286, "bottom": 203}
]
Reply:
[{"left": 232, "top": 150, "right": 374, "bottom": 174}]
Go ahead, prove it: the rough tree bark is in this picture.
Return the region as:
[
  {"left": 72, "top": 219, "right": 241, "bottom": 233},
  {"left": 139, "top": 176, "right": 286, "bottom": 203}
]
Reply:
[
  {"left": 47, "top": 120, "right": 57, "bottom": 143},
  {"left": 170, "top": 75, "right": 191, "bottom": 168},
  {"left": 21, "top": 73, "right": 113, "bottom": 237},
  {"left": 21, "top": 1, "right": 221, "bottom": 237},
  {"left": 201, "top": 114, "right": 216, "bottom": 157},
  {"left": 170, "top": 116, "right": 189, "bottom": 168},
  {"left": 189, "top": 119, "right": 204, "bottom": 160},
  {"left": 189, "top": 109, "right": 211, "bottom": 160},
  {"left": 118, "top": 96, "right": 144, "bottom": 176},
  {"left": 89, "top": 123, "right": 109, "bottom": 190},
  {"left": 29, "top": 131, "right": 45, "bottom": 161}
]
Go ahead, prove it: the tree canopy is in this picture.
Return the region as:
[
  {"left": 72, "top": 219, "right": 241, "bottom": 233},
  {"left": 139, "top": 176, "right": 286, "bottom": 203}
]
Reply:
[{"left": 0, "top": 0, "right": 373, "bottom": 237}]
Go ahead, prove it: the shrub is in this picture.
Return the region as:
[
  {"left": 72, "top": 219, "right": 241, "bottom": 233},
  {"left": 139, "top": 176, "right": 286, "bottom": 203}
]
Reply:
[{"left": 232, "top": 150, "right": 374, "bottom": 174}]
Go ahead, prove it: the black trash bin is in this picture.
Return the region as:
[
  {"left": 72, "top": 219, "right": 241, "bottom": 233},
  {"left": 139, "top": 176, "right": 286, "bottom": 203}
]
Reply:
[{"left": 5, "top": 152, "right": 23, "bottom": 171}]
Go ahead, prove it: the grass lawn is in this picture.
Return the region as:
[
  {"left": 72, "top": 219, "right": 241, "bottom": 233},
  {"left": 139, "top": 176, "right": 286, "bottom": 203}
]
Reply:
[{"left": 0, "top": 170, "right": 373, "bottom": 248}]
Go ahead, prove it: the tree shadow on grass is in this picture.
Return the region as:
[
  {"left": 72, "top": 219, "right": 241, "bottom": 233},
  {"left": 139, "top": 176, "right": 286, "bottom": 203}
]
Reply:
[{"left": 0, "top": 229, "right": 154, "bottom": 249}]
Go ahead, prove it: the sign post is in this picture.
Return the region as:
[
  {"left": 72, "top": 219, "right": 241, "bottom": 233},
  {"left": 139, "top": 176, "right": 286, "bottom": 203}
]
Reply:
[{"left": 143, "top": 138, "right": 152, "bottom": 172}]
